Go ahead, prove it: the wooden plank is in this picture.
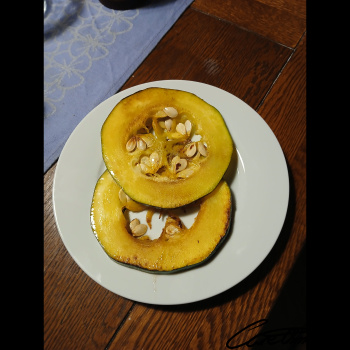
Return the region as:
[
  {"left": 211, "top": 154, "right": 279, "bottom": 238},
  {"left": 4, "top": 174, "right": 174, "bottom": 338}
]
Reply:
[
  {"left": 44, "top": 4, "right": 306, "bottom": 348},
  {"left": 123, "top": 8, "right": 292, "bottom": 111},
  {"left": 44, "top": 163, "right": 134, "bottom": 349},
  {"left": 106, "top": 20, "right": 306, "bottom": 350},
  {"left": 257, "top": 34, "right": 306, "bottom": 230},
  {"left": 258, "top": 34, "right": 306, "bottom": 160},
  {"left": 191, "top": 0, "right": 306, "bottom": 48}
]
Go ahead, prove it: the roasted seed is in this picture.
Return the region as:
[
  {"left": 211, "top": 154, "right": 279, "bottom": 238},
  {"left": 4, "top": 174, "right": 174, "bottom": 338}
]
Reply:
[
  {"left": 166, "top": 224, "right": 180, "bottom": 235},
  {"left": 129, "top": 218, "right": 140, "bottom": 231},
  {"left": 126, "top": 136, "right": 137, "bottom": 152},
  {"left": 164, "top": 118, "right": 173, "bottom": 131},
  {"left": 198, "top": 141, "right": 207, "bottom": 156},
  {"left": 185, "top": 143, "right": 197, "bottom": 157},
  {"left": 141, "top": 155, "right": 151, "bottom": 166},
  {"left": 119, "top": 189, "right": 128, "bottom": 205},
  {"left": 176, "top": 160, "right": 187, "bottom": 172},
  {"left": 140, "top": 134, "right": 154, "bottom": 148},
  {"left": 176, "top": 122, "right": 186, "bottom": 135},
  {"left": 137, "top": 138, "right": 147, "bottom": 150},
  {"left": 163, "top": 107, "right": 178, "bottom": 118},
  {"left": 140, "top": 163, "right": 150, "bottom": 174},
  {"left": 172, "top": 155, "right": 180, "bottom": 164},
  {"left": 176, "top": 168, "right": 194, "bottom": 178},
  {"left": 191, "top": 134, "right": 202, "bottom": 142},
  {"left": 155, "top": 110, "right": 167, "bottom": 118},
  {"left": 131, "top": 223, "right": 148, "bottom": 237},
  {"left": 149, "top": 151, "right": 160, "bottom": 165},
  {"left": 172, "top": 156, "right": 187, "bottom": 173},
  {"left": 185, "top": 120, "right": 192, "bottom": 136}
]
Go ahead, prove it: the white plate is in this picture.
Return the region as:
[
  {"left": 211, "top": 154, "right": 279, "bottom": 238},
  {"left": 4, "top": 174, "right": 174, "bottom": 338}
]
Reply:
[{"left": 52, "top": 80, "right": 289, "bottom": 305}]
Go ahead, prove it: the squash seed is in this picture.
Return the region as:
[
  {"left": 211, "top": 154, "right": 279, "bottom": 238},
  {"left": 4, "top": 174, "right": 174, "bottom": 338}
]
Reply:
[
  {"left": 118, "top": 188, "right": 128, "bottom": 205},
  {"left": 185, "top": 120, "right": 192, "bottom": 136},
  {"left": 185, "top": 143, "right": 196, "bottom": 157},
  {"left": 137, "top": 138, "right": 147, "bottom": 150},
  {"left": 149, "top": 151, "right": 160, "bottom": 166},
  {"left": 163, "top": 107, "right": 178, "bottom": 118},
  {"left": 171, "top": 156, "right": 187, "bottom": 173},
  {"left": 198, "top": 141, "right": 207, "bottom": 156},
  {"left": 139, "top": 164, "right": 149, "bottom": 173},
  {"left": 165, "top": 224, "right": 180, "bottom": 235},
  {"left": 129, "top": 218, "right": 140, "bottom": 231},
  {"left": 126, "top": 136, "right": 137, "bottom": 152},
  {"left": 164, "top": 118, "right": 173, "bottom": 131},
  {"left": 176, "top": 168, "right": 194, "bottom": 178},
  {"left": 139, "top": 134, "right": 154, "bottom": 148},
  {"left": 176, "top": 122, "right": 186, "bottom": 135},
  {"left": 131, "top": 223, "right": 148, "bottom": 237}
]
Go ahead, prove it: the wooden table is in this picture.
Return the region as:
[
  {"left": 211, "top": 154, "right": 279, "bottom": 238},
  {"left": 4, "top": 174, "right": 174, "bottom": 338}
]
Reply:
[{"left": 44, "top": 0, "right": 306, "bottom": 348}]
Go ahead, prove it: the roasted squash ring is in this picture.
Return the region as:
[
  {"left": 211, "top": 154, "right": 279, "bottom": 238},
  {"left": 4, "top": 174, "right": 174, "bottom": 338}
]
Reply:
[
  {"left": 101, "top": 87, "right": 233, "bottom": 208},
  {"left": 91, "top": 170, "right": 232, "bottom": 273}
]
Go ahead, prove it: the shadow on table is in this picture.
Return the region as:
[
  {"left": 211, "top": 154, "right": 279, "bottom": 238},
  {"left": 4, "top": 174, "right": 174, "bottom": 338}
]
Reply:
[
  {"left": 44, "top": 0, "right": 181, "bottom": 40},
  {"left": 99, "top": 0, "right": 178, "bottom": 10},
  {"left": 248, "top": 245, "right": 306, "bottom": 350},
  {"left": 149, "top": 161, "right": 297, "bottom": 313},
  {"left": 44, "top": 0, "right": 85, "bottom": 40}
]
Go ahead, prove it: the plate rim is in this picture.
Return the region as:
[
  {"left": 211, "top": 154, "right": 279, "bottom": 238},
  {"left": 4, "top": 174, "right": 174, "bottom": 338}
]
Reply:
[{"left": 52, "top": 80, "right": 289, "bottom": 305}]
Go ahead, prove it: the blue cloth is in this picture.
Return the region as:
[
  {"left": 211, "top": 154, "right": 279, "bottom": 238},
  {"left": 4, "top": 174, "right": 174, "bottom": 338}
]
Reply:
[{"left": 44, "top": 0, "right": 193, "bottom": 172}]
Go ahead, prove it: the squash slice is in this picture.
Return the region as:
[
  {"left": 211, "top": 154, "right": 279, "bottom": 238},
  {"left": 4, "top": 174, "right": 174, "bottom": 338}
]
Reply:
[
  {"left": 101, "top": 87, "right": 233, "bottom": 208},
  {"left": 91, "top": 170, "right": 232, "bottom": 273}
]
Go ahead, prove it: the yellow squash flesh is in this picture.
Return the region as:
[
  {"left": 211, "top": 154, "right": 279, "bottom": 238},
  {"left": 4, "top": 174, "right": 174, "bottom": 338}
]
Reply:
[
  {"left": 91, "top": 170, "right": 232, "bottom": 273},
  {"left": 101, "top": 87, "right": 233, "bottom": 208}
]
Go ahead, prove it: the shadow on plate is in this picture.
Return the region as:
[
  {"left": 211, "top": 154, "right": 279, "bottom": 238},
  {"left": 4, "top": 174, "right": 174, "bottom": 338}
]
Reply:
[{"left": 147, "top": 160, "right": 296, "bottom": 312}]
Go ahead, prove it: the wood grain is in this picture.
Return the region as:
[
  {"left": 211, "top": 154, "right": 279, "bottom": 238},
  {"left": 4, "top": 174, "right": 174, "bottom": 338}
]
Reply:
[
  {"left": 44, "top": 0, "right": 306, "bottom": 348},
  {"left": 106, "top": 19, "right": 306, "bottom": 350},
  {"left": 123, "top": 8, "right": 292, "bottom": 110},
  {"left": 192, "top": 0, "right": 306, "bottom": 48},
  {"left": 258, "top": 33, "right": 306, "bottom": 228},
  {"left": 44, "top": 164, "right": 134, "bottom": 349}
]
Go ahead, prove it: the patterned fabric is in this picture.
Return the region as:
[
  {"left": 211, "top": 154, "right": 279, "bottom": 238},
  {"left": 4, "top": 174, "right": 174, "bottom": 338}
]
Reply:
[{"left": 44, "top": 0, "right": 193, "bottom": 172}]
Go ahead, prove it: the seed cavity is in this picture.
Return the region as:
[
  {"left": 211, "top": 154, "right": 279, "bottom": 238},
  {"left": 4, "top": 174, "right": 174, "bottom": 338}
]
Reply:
[{"left": 126, "top": 109, "right": 207, "bottom": 179}]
